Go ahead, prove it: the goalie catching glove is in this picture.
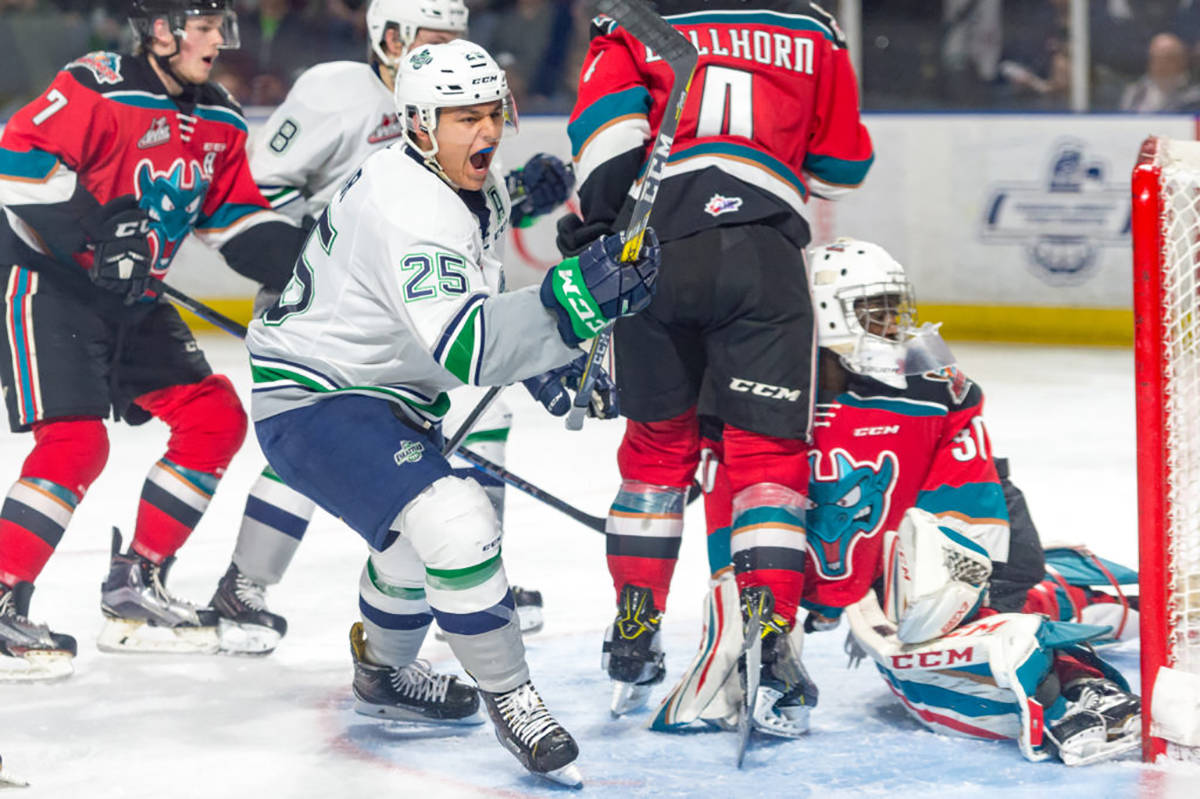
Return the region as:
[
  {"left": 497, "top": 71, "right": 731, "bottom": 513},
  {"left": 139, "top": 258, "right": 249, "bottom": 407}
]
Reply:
[
  {"left": 539, "top": 228, "right": 660, "bottom": 347},
  {"left": 522, "top": 353, "right": 618, "bottom": 419},
  {"left": 82, "top": 195, "right": 155, "bottom": 305}
]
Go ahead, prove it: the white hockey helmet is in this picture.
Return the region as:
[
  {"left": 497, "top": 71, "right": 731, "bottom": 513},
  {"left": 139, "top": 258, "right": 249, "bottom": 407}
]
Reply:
[
  {"left": 395, "top": 40, "right": 516, "bottom": 166},
  {"left": 809, "top": 238, "right": 934, "bottom": 388},
  {"left": 366, "top": 0, "right": 469, "bottom": 67}
]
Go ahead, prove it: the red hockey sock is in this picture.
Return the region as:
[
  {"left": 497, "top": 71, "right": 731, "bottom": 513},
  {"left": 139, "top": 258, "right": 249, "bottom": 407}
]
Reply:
[
  {"left": 0, "top": 418, "right": 107, "bottom": 586},
  {"left": 130, "top": 376, "right": 246, "bottom": 563}
]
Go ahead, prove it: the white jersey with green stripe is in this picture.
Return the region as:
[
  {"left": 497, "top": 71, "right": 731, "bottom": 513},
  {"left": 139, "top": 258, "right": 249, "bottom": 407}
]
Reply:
[
  {"left": 245, "top": 142, "right": 578, "bottom": 426},
  {"left": 250, "top": 61, "right": 400, "bottom": 222}
]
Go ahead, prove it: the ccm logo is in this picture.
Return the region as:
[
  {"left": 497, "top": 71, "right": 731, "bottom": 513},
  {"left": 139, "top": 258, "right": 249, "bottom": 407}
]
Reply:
[
  {"left": 890, "top": 647, "right": 975, "bottom": 670},
  {"left": 854, "top": 425, "right": 899, "bottom": 437},
  {"left": 729, "top": 378, "right": 801, "bottom": 402},
  {"left": 115, "top": 219, "right": 150, "bottom": 237},
  {"left": 557, "top": 267, "right": 607, "bottom": 335}
]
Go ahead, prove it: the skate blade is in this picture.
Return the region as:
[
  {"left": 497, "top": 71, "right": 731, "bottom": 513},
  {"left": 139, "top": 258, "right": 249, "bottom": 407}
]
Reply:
[
  {"left": 610, "top": 679, "right": 651, "bottom": 718},
  {"left": 353, "top": 699, "right": 486, "bottom": 726},
  {"left": 751, "top": 686, "right": 811, "bottom": 738},
  {"left": 1059, "top": 735, "right": 1141, "bottom": 767},
  {"left": 517, "top": 607, "right": 544, "bottom": 635},
  {"left": 0, "top": 650, "right": 74, "bottom": 683},
  {"left": 536, "top": 761, "right": 583, "bottom": 788},
  {"left": 0, "top": 770, "right": 29, "bottom": 789},
  {"left": 96, "top": 618, "right": 219, "bottom": 654},
  {"left": 217, "top": 619, "right": 282, "bottom": 656}
]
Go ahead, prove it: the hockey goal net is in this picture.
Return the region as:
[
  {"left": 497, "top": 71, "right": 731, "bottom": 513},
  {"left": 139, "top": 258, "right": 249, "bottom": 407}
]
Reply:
[{"left": 1132, "top": 135, "right": 1200, "bottom": 763}]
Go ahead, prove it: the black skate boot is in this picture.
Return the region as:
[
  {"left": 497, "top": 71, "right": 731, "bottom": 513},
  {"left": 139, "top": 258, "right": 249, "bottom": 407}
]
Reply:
[
  {"left": 738, "top": 586, "right": 818, "bottom": 745},
  {"left": 512, "top": 585, "right": 544, "bottom": 635},
  {"left": 349, "top": 622, "right": 482, "bottom": 724},
  {"left": 1062, "top": 678, "right": 1141, "bottom": 740},
  {"left": 210, "top": 563, "right": 288, "bottom": 656},
  {"left": 481, "top": 680, "right": 582, "bottom": 787},
  {"left": 98, "top": 528, "right": 219, "bottom": 654},
  {"left": 0, "top": 582, "right": 76, "bottom": 682},
  {"left": 602, "top": 584, "right": 665, "bottom": 717}
]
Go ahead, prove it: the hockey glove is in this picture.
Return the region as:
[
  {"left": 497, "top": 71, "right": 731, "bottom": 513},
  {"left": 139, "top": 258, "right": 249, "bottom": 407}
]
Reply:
[
  {"left": 555, "top": 213, "right": 613, "bottom": 257},
  {"left": 539, "top": 228, "right": 660, "bottom": 347},
  {"left": 84, "top": 196, "right": 153, "bottom": 305},
  {"left": 507, "top": 153, "right": 575, "bottom": 228},
  {"left": 522, "top": 353, "right": 618, "bottom": 419}
]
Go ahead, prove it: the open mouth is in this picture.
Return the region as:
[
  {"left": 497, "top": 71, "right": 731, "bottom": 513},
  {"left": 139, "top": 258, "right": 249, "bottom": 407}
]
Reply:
[{"left": 469, "top": 147, "right": 495, "bottom": 172}]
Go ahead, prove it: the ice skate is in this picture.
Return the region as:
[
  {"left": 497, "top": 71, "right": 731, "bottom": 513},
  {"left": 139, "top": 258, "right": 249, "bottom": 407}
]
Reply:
[
  {"left": 1045, "top": 679, "right": 1141, "bottom": 765},
  {"left": 0, "top": 582, "right": 76, "bottom": 682},
  {"left": 349, "top": 622, "right": 482, "bottom": 725},
  {"left": 97, "top": 529, "right": 219, "bottom": 654},
  {"left": 210, "top": 563, "right": 287, "bottom": 655},
  {"left": 481, "top": 680, "right": 582, "bottom": 787},
  {"left": 0, "top": 754, "right": 29, "bottom": 788},
  {"left": 602, "top": 584, "right": 665, "bottom": 717},
  {"left": 512, "top": 585, "right": 544, "bottom": 635}
]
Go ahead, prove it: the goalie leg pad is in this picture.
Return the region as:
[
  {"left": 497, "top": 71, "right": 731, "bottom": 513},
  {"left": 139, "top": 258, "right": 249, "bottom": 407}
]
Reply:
[
  {"left": 884, "top": 507, "right": 992, "bottom": 644},
  {"left": 393, "top": 476, "right": 527, "bottom": 693}
]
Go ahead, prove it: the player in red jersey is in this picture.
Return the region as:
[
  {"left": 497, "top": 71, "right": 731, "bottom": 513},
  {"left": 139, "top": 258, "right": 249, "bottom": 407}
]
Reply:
[
  {"left": 562, "top": 0, "right": 873, "bottom": 724},
  {"left": 654, "top": 239, "right": 1141, "bottom": 765},
  {"left": 0, "top": 0, "right": 306, "bottom": 680}
]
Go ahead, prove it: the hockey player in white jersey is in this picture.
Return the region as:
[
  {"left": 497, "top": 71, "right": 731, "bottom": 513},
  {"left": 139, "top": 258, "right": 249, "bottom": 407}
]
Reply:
[
  {"left": 246, "top": 41, "right": 659, "bottom": 785},
  {"left": 209, "top": 0, "right": 575, "bottom": 650}
]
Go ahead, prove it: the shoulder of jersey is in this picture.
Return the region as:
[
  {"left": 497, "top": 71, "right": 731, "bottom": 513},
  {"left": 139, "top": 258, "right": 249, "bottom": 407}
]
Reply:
[
  {"left": 611, "top": 0, "right": 848, "bottom": 48},
  {"left": 61, "top": 51, "right": 140, "bottom": 93},
  {"left": 903, "top": 366, "right": 983, "bottom": 411},
  {"left": 362, "top": 147, "right": 470, "bottom": 233},
  {"left": 289, "top": 61, "right": 384, "bottom": 112}
]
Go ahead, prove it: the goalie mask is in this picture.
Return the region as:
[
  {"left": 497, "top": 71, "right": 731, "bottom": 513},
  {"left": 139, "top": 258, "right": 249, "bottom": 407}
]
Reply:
[
  {"left": 395, "top": 40, "right": 516, "bottom": 178},
  {"left": 129, "top": 0, "right": 240, "bottom": 50},
  {"left": 367, "top": 0, "right": 469, "bottom": 70},
  {"left": 810, "top": 238, "right": 952, "bottom": 389}
]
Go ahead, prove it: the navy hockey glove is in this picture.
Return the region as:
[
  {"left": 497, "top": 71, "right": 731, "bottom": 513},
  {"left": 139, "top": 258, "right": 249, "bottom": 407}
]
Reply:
[
  {"left": 539, "top": 228, "right": 660, "bottom": 347},
  {"left": 507, "top": 153, "right": 575, "bottom": 228},
  {"left": 522, "top": 354, "right": 619, "bottom": 419},
  {"left": 555, "top": 213, "right": 612, "bottom": 257},
  {"left": 84, "top": 196, "right": 153, "bottom": 305}
]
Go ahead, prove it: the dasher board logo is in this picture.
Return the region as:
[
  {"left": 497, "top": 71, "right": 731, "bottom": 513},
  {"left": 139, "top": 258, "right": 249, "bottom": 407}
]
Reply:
[{"left": 980, "top": 138, "right": 1129, "bottom": 286}]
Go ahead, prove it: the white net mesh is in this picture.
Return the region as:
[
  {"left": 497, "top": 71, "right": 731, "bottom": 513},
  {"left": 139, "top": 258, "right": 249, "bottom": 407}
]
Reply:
[{"left": 1157, "top": 140, "right": 1200, "bottom": 757}]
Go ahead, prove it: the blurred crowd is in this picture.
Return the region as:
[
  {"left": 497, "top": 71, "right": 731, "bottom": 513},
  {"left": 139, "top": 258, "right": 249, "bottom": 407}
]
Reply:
[{"left": 2, "top": 0, "right": 1200, "bottom": 116}]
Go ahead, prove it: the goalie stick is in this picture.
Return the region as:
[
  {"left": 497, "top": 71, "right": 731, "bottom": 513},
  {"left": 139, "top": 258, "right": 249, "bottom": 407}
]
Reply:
[{"left": 564, "top": 0, "right": 699, "bottom": 431}]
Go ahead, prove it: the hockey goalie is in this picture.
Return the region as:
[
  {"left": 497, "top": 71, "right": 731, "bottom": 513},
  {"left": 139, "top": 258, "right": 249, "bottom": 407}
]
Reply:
[{"left": 653, "top": 238, "right": 1141, "bottom": 766}]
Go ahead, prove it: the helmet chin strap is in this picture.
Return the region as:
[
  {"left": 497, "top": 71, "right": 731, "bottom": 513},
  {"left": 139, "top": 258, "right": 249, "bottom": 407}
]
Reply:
[{"left": 149, "top": 33, "right": 198, "bottom": 98}]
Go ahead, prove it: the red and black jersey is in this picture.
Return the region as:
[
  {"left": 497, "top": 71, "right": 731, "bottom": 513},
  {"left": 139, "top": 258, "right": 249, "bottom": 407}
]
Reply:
[
  {"left": 800, "top": 367, "right": 1010, "bottom": 614},
  {"left": 567, "top": 0, "right": 874, "bottom": 247},
  {"left": 0, "top": 51, "right": 302, "bottom": 293}
]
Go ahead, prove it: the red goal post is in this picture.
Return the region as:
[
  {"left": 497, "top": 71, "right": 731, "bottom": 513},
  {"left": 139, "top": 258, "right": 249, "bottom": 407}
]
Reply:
[{"left": 1132, "top": 135, "right": 1200, "bottom": 763}]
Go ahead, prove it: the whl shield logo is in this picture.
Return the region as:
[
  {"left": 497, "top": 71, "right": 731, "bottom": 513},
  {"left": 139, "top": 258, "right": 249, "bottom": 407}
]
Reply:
[
  {"left": 980, "top": 138, "right": 1129, "bottom": 286},
  {"left": 704, "top": 193, "right": 742, "bottom": 217}
]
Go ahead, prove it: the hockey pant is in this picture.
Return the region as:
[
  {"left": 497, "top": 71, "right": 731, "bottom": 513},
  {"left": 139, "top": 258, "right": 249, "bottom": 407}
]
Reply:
[
  {"left": 0, "top": 376, "right": 245, "bottom": 586},
  {"left": 606, "top": 409, "right": 810, "bottom": 622},
  {"left": 230, "top": 392, "right": 512, "bottom": 588},
  {"left": 847, "top": 591, "right": 1121, "bottom": 762}
]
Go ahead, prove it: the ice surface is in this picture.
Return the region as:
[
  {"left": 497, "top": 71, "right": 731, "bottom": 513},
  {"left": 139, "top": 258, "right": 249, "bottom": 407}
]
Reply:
[{"left": 2, "top": 339, "right": 1197, "bottom": 798}]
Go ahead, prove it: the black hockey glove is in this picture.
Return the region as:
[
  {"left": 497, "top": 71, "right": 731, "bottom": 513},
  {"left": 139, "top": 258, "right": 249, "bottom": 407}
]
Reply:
[
  {"left": 522, "top": 353, "right": 618, "bottom": 419},
  {"left": 555, "top": 213, "right": 612, "bottom": 257},
  {"left": 84, "top": 195, "right": 153, "bottom": 305},
  {"left": 507, "top": 153, "right": 575, "bottom": 228},
  {"left": 539, "top": 228, "right": 660, "bottom": 347}
]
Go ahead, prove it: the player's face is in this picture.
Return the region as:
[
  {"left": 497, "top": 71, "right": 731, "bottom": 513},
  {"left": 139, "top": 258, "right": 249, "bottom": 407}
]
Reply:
[
  {"left": 855, "top": 295, "right": 903, "bottom": 340},
  {"left": 169, "top": 16, "right": 227, "bottom": 84},
  {"left": 434, "top": 101, "right": 505, "bottom": 190},
  {"left": 410, "top": 27, "right": 461, "bottom": 52}
]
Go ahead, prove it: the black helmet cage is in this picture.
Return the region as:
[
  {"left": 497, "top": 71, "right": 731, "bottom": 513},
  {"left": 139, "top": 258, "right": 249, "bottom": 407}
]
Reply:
[{"left": 129, "top": 0, "right": 240, "bottom": 51}]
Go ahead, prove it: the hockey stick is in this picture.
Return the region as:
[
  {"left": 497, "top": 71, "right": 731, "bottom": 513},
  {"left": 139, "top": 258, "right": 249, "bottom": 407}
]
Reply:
[
  {"left": 441, "top": 385, "right": 504, "bottom": 458},
  {"left": 161, "top": 283, "right": 250, "bottom": 339},
  {"left": 564, "top": 0, "right": 699, "bottom": 431}
]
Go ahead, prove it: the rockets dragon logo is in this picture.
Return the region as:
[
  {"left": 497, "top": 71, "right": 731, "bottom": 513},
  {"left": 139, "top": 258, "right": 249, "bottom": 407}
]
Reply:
[
  {"left": 134, "top": 158, "right": 209, "bottom": 272},
  {"left": 806, "top": 448, "right": 898, "bottom": 580}
]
